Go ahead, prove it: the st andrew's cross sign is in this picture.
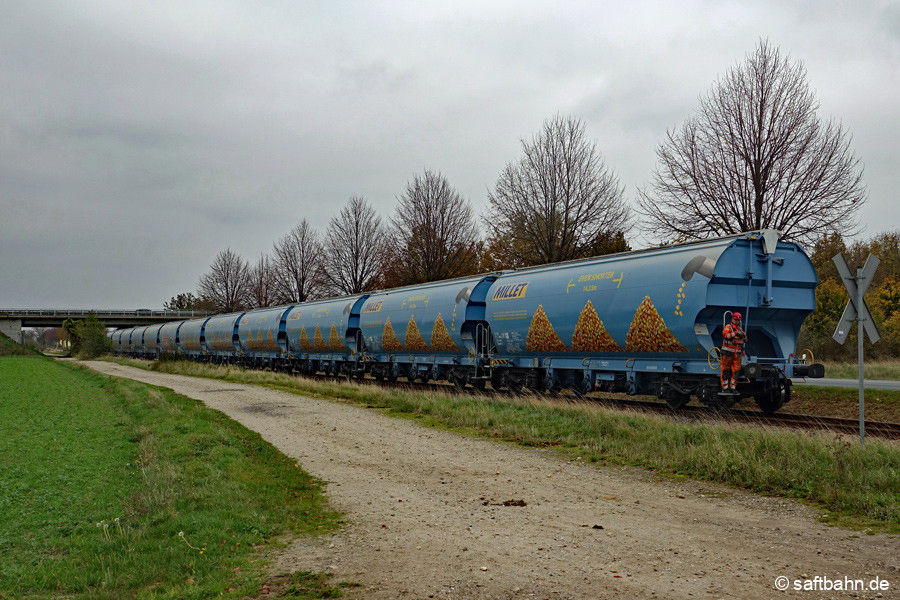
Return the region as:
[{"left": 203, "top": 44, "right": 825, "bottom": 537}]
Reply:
[
  {"left": 832, "top": 253, "right": 881, "bottom": 345},
  {"left": 831, "top": 252, "right": 881, "bottom": 444}
]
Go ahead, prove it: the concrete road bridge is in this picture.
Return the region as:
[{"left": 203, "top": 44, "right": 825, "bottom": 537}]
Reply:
[{"left": 0, "top": 309, "right": 211, "bottom": 343}]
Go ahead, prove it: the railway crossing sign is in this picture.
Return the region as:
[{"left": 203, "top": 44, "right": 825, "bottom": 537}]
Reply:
[
  {"left": 831, "top": 252, "right": 881, "bottom": 444},
  {"left": 832, "top": 253, "right": 881, "bottom": 344}
]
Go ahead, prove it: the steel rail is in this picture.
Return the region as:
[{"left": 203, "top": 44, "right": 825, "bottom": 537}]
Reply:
[{"left": 285, "top": 371, "right": 900, "bottom": 440}]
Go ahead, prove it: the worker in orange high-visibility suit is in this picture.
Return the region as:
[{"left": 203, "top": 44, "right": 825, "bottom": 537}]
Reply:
[{"left": 720, "top": 312, "right": 746, "bottom": 391}]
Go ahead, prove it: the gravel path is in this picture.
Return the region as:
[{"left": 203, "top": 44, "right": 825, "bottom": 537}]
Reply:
[{"left": 81, "top": 361, "right": 899, "bottom": 599}]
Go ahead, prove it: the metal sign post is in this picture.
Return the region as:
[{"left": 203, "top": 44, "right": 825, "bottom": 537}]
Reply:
[{"left": 832, "top": 253, "right": 880, "bottom": 444}]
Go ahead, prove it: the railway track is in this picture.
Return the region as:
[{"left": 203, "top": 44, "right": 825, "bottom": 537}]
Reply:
[
  {"left": 734, "top": 410, "right": 900, "bottom": 439},
  {"left": 307, "top": 372, "right": 900, "bottom": 441},
  {"left": 111, "top": 356, "right": 900, "bottom": 439},
  {"left": 586, "top": 397, "right": 900, "bottom": 440}
]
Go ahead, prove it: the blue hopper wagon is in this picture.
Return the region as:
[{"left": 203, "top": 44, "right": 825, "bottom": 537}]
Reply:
[{"left": 112, "top": 231, "right": 824, "bottom": 413}]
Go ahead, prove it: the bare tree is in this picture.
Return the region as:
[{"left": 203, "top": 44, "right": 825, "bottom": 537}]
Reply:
[
  {"left": 30, "top": 327, "right": 49, "bottom": 349},
  {"left": 323, "top": 196, "right": 386, "bottom": 295},
  {"left": 637, "top": 40, "right": 867, "bottom": 246},
  {"left": 272, "top": 219, "right": 323, "bottom": 303},
  {"left": 247, "top": 253, "right": 279, "bottom": 308},
  {"left": 388, "top": 170, "right": 480, "bottom": 285},
  {"left": 198, "top": 248, "right": 251, "bottom": 313},
  {"left": 485, "top": 115, "right": 631, "bottom": 266}
]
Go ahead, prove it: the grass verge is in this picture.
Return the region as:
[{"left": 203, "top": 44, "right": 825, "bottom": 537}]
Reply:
[
  {"left": 147, "top": 359, "right": 900, "bottom": 534},
  {"left": 0, "top": 332, "right": 35, "bottom": 356},
  {"left": 0, "top": 355, "right": 342, "bottom": 599},
  {"left": 790, "top": 386, "right": 900, "bottom": 422},
  {"left": 821, "top": 360, "right": 900, "bottom": 380},
  {"left": 109, "top": 356, "right": 900, "bottom": 423}
]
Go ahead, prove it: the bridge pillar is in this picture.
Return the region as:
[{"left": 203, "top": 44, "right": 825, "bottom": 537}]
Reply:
[{"left": 0, "top": 319, "right": 23, "bottom": 344}]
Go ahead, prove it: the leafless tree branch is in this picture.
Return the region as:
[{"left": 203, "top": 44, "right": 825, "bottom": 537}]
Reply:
[
  {"left": 485, "top": 114, "right": 631, "bottom": 266},
  {"left": 323, "top": 196, "right": 387, "bottom": 295},
  {"left": 247, "top": 253, "right": 279, "bottom": 308},
  {"left": 638, "top": 39, "right": 866, "bottom": 246},
  {"left": 388, "top": 170, "right": 480, "bottom": 285},
  {"left": 198, "top": 248, "right": 251, "bottom": 313},
  {"left": 272, "top": 219, "right": 324, "bottom": 303}
]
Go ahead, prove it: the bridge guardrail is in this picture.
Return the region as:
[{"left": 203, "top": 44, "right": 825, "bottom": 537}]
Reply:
[{"left": 0, "top": 309, "right": 213, "bottom": 318}]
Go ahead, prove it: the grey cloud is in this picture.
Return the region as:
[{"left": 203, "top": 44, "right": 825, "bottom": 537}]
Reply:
[{"left": 2, "top": 1, "right": 898, "bottom": 308}]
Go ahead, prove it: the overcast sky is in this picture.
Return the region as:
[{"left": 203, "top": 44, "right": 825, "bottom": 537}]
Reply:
[{"left": 2, "top": 0, "right": 898, "bottom": 309}]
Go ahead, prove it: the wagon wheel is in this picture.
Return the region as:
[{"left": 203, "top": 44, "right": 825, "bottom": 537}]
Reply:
[
  {"left": 491, "top": 373, "right": 504, "bottom": 390},
  {"left": 526, "top": 376, "right": 546, "bottom": 394},
  {"left": 544, "top": 387, "right": 560, "bottom": 398},
  {"left": 386, "top": 365, "right": 399, "bottom": 384},
  {"left": 755, "top": 379, "right": 790, "bottom": 415},
  {"left": 664, "top": 392, "right": 691, "bottom": 410},
  {"left": 711, "top": 391, "right": 737, "bottom": 410},
  {"left": 571, "top": 376, "right": 592, "bottom": 399},
  {"left": 450, "top": 372, "right": 467, "bottom": 390}
]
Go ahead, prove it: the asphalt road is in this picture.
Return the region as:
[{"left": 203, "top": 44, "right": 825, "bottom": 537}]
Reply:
[{"left": 792, "top": 377, "right": 900, "bottom": 390}]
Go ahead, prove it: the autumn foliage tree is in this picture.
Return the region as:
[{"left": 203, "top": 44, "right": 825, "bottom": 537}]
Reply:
[
  {"left": 638, "top": 40, "right": 866, "bottom": 246},
  {"left": 163, "top": 292, "right": 215, "bottom": 311},
  {"left": 799, "top": 230, "right": 900, "bottom": 359}
]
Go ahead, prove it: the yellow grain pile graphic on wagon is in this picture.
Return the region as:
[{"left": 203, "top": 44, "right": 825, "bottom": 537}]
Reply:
[
  {"left": 266, "top": 328, "right": 276, "bottom": 350},
  {"left": 571, "top": 300, "right": 622, "bottom": 352},
  {"left": 329, "top": 323, "right": 344, "bottom": 350},
  {"left": 256, "top": 330, "right": 264, "bottom": 349},
  {"left": 404, "top": 315, "right": 430, "bottom": 351},
  {"left": 526, "top": 305, "right": 569, "bottom": 352},
  {"left": 314, "top": 325, "right": 329, "bottom": 351},
  {"left": 430, "top": 313, "right": 460, "bottom": 351},
  {"left": 382, "top": 317, "right": 404, "bottom": 351},
  {"left": 299, "top": 327, "right": 313, "bottom": 350},
  {"left": 625, "top": 295, "right": 688, "bottom": 353}
]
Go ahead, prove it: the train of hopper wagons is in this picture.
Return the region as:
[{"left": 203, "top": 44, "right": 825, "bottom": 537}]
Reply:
[{"left": 112, "top": 230, "right": 825, "bottom": 414}]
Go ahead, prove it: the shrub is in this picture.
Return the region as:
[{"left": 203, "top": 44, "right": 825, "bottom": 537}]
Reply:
[{"left": 63, "top": 314, "right": 113, "bottom": 358}]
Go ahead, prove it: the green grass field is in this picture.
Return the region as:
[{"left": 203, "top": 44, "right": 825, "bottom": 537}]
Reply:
[
  {"left": 0, "top": 356, "right": 342, "bottom": 599},
  {"left": 149, "top": 359, "right": 900, "bottom": 534}
]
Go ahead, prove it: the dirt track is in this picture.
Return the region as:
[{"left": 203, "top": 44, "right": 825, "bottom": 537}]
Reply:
[{"left": 81, "top": 361, "right": 899, "bottom": 599}]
